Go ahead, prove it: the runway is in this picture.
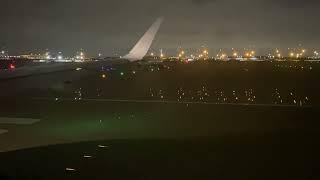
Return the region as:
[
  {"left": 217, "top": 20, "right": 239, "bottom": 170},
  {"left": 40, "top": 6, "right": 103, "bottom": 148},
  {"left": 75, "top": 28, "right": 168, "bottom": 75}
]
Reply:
[{"left": 34, "top": 97, "right": 312, "bottom": 108}]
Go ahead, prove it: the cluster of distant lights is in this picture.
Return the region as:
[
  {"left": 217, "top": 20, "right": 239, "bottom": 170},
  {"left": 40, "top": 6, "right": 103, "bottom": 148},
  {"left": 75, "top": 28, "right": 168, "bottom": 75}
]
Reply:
[
  {"left": 1, "top": 47, "right": 320, "bottom": 61},
  {"left": 149, "top": 47, "right": 320, "bottom": 60},
  {"left": 146, "top": 87, "right": 311, "bottom": 106},
  {"left": 0, "top": 50, "right": 89, "bottom": 61},
  {"left": 45, "top": 51, "right": 86, "bottom": 60},
  {"left": 288, "top": 49, "right": 307, "bottom": 58}
]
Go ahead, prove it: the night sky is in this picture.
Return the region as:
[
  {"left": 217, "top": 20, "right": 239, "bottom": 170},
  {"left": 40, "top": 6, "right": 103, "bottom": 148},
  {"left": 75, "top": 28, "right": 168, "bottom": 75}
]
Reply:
[{"left": 0, "top": 0, "right": 319, "bottom": 55}]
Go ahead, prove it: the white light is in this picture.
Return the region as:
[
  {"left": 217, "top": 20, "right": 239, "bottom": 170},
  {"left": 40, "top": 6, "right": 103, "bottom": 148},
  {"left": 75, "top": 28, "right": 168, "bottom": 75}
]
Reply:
[
  {"left": 98, "top": 145, "right": 108, "bottom": 148},
  {"left": 58, "top": 56, "right": 62, "bottom": 60},
  {"left": 66, "top": 168, "right": 76, "bottom": 171}
]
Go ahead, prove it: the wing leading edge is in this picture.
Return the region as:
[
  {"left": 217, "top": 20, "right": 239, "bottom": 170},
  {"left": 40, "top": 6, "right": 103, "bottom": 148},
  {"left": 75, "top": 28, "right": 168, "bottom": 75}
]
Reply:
[{"left": 123, "top": 17, "right": 163, "bottom": 62}]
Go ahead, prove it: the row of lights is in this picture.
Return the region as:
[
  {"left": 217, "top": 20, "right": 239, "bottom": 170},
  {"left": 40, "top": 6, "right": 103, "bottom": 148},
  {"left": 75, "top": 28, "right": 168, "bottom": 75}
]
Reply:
[
  {"left": 149, "top": 48, "right": 320, "bottom": 59},
  {"left": 45, "top": 51, "right": 86, "bottom": 60}
]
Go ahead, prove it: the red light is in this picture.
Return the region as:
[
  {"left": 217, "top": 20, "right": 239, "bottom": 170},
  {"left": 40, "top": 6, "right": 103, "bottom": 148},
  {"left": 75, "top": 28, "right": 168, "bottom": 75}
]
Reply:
[{"left": 9, "top": 64, "right": 15, "bottom": 69}]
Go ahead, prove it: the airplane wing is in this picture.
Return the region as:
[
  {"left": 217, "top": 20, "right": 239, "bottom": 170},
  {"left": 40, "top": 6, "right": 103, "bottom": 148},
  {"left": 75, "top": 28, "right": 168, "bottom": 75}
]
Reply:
[{"left": 123, "top": 17, "right": 163, "bottom": 62}]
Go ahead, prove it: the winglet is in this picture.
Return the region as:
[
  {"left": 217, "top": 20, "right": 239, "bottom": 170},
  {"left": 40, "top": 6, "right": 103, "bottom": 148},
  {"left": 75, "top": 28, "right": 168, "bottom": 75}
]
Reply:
[{"left": 123, "top": 17, "right": 163, "bottom": 62}]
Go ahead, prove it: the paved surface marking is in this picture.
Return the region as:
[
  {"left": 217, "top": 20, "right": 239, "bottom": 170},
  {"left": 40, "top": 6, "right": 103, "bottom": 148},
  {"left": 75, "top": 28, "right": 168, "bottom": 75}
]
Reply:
[
  {"left": 0, "top": 129, "right": 8, "bottom": 135},
  {"left": 0, "top": 118, "right": 41, "bottom": 125},
  {"left": 34, "top": 97, "right": 311, "bottom": 108}
]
